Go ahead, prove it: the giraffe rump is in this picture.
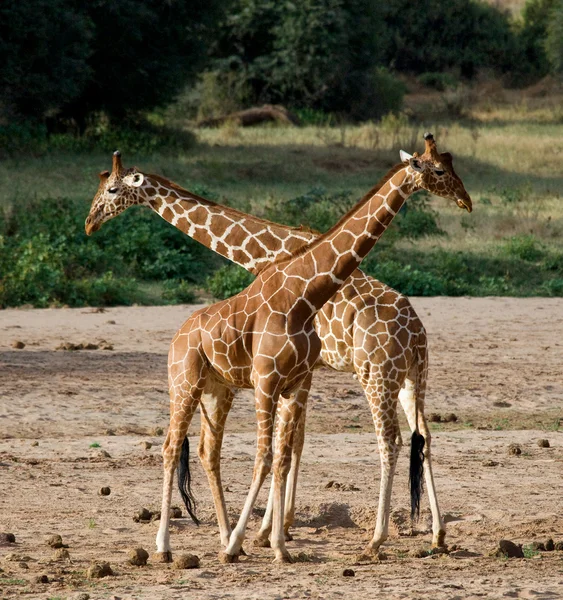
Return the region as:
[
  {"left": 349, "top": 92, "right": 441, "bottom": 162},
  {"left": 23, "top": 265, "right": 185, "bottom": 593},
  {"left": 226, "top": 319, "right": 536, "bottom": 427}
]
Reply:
[
  {"left": 409, "top": 431, "right": 425, "bottom": 520},
  {"left": 178, "top": 437, "right": 200, "bottom": 526}
]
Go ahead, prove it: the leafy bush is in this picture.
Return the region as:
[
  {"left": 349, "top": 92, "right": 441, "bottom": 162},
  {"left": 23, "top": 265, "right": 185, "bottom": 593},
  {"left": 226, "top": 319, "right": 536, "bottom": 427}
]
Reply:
[
  {"left": 0, "top": 195, "right": 219, "bottom": 307},
  {"left": 162, "top": 280, "right": 198, "bottom": 304},
  {"left": 418, "top": 72, "right": 459, "bottom": 91},
  {"left": 502, "top": 235, "right": 545, "bottom": 262},
  {"left": 206, "top": 265, "right": 255, "bottom": 300}
]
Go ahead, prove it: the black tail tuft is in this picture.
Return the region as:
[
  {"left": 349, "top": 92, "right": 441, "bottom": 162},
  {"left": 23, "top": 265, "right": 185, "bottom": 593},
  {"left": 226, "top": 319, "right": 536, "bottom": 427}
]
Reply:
[
  {"left": 177, "top": 437, "right": 200, "bottom": 526},
  {"left": 409, "top": 431, "right": 425, "bottom": 521}
]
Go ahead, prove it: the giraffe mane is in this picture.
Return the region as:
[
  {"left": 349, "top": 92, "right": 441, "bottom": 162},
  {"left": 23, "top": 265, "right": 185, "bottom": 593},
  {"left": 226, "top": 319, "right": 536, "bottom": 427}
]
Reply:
[{"left": 269, "top": 162, "right": 405, "bottom": 266}]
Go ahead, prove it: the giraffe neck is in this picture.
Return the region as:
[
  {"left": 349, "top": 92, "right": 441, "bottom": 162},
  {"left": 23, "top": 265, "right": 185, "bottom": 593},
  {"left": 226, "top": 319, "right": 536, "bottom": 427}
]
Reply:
[
  {"left": 280, "top": 166, "right": 416, "bottom": 310},
  {"left": 137, "top": 175, "right": 315, "bottom": 275}
]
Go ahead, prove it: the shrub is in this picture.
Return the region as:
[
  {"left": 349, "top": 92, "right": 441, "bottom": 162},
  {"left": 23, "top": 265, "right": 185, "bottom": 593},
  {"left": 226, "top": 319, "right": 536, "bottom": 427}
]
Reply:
[
  {"left": 418, "top": 72, "right": 459, "bottom": 91},
  {"left": 502, "top": 235, "right": 545, "bottom": 262},
  {"left": 206, "top": 265, "right": 255, "bottom": 300},
  {"left": 161, "top": 280, "right": 198, "bottom": 304}
]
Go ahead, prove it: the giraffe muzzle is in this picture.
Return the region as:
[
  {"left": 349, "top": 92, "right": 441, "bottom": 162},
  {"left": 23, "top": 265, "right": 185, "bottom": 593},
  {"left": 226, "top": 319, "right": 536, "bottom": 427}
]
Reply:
[
  {"left": 456, "top": 197, "right": 472, "bottom": 213},
  {"left": 84, "top": 215, "right": 100, "bottom": 235}
]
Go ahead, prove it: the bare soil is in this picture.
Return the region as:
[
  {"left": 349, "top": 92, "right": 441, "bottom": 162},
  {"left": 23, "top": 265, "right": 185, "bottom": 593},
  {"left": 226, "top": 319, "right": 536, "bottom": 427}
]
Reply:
[{"left": 0, "top": 298, "right": 562, "bottom": 599}]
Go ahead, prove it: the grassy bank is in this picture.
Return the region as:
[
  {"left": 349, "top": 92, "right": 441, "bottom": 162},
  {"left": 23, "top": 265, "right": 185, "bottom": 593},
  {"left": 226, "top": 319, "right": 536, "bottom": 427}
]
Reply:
[{"left": 1, "top": 108, "right": 562, "bottom": 307}]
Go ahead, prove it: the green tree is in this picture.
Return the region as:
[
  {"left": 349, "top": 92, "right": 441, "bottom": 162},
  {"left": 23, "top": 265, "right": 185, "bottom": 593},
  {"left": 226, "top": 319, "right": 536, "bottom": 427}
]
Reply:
[
  {"left": 546, "top": 0, "right": 563, "bottom": 74},
  {"left": 63, "top": 0, "right": 222, "bottom": 128},
  {"left": 382, "top": 0, "right": 522, "bottom": 78},
  {"left": 212, "top": 0, "right": 401, "bottom": 119},
  {"left": 0, "top": 0, "right": 93, "bottom": 120},
  {"left": 519, "top": 0, "right": 558, "bottom": 77},
  {"left": 0, "top": 0, "right": 223, "bottom": 126}
]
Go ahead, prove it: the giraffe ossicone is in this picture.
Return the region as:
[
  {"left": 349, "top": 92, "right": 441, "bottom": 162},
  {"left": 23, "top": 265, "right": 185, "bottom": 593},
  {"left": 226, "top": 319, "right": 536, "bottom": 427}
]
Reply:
[{"left": 86, "top": 133, "right": 471, "bottom": 562}]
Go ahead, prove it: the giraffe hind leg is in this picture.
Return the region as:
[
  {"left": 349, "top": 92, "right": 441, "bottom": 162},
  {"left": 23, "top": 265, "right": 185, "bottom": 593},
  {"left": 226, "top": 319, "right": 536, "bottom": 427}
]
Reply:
[{"left": 399, "top": 359, "right": 446, "bottom": 547}]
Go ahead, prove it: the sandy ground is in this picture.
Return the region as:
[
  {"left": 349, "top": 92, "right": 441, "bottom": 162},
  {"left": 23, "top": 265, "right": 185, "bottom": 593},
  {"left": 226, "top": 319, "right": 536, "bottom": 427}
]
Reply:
[{"left": 0, "top": 298, "right": 562, "bottom": 600}]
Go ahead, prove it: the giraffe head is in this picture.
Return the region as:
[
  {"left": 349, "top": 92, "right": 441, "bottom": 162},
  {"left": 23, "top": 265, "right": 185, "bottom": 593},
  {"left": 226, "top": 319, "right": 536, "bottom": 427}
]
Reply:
[
  {"left": 85, "top": 151, "right": 147, "bottom": 235},
  {"left": 400, "top": 133, "right": 472, "bottom": 212}
]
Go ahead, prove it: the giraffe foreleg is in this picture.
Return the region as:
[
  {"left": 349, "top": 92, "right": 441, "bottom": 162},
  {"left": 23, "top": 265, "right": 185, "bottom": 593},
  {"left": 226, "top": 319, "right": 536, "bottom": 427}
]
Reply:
[
  {"left": 221, "top": 385, "right": 278, "bottom": 562},
  {"left": 155, "top": 348, "right": 206, "bottom": 562},
  {"left": 255, "top": 389, "right": 308, "bottom": 546},
  {"left": 269, "top": 374, "right": 310, "bottom": 563}
]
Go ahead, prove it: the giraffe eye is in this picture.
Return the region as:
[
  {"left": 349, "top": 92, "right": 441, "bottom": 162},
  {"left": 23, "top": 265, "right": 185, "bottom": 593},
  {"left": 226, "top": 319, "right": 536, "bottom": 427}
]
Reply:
[
  {"left": 435, "top": 170, "right": 444, "bottom": 176},
  {"left": 108, "top": 187, "right": 118, "bottom": 194}
]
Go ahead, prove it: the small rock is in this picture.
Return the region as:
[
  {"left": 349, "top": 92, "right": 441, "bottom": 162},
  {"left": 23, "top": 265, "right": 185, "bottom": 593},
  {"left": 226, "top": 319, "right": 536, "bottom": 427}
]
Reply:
[
  {"left": 508, "top": 444, "right": 522, "bottom": 456},
  {"left": 492, "top": 401, "right": 511, "bottom": 408},
  {"left": 530, "top": 541, "right": 545, "bottom": 551},
  {"left": 31, "top": 441, "right": 39, "bottom": 447},
  {"left": 554, "top": 541, "right": 563, "bottom": 551},
  {"left": 74, "top": 593, "right": 90, "bottom": 600},
  {"left": 53, "top": 548, "right": 71, "bottom": 561},
  {"left": 545, "top": 538, "right": 555, "bottom": 551},
  {"left": 152, "top": 551, "right": 173, "bottom": 563},
  {"left": 142, "top": 441, "right": 152, "bottom": 450},
  {"left": 133, "top": 508, "right": 152, "bottom": 523},
  {"left": 0, "top": 533, "right": 16, "bottom": 544},
  {"left": 342, "top": 568, "right": 355, "bottom": 577},
  {"left": 11, "top": 341, "right": 25, "bottom": 349},
  {"left": 537, "top": 439, "right": 550, "bottom": 448},
  {"left": 174, "top": 554, "right": 200, "bottom": 569},
  {"left": 153, "top": 427, "right": 164, "bottom": 436},
  {"left": 99, "top": 487, "right": 111, "bottom": 496},
  {"left": 128, "top": 547, "right": 149, "bottom": 566},
  {"left": 34, "top": 574, "right": 49, "bottom": 583},
  {"left": 86, "top": 561, "right": 113, "bottom": 579},
  {"left": 105, "top": 429, "right": 116, "bottom": 436},
  {"left": 91, "top": 449, "right": 111, "bottom": 459},
  {"left": 106, "top": 320, "right": 116, "bottom": 325},
  {"left": 482, "top": 460, "right": 499, "bottom": 467},
  {"left": 170, "top": 506, "right": 182, "bottom": 519},
  {"left": 428, "top": 413, "right": 442, "bottom": 423},
  {"left": 411, "top": 547, "right": 430, "bottom": 558},
  {"left": 443, "top": 413, "right": 458, "bottom": 423},
  {"left": 150, "top": 510, "right": 161, "bottom": 522},
  {"left": 18, "top": 561, "right": 29, "bottom": 569},
  {"left": 46, "top": 534, "right": 65, "bottom": 548},
  {"left": 325, "top": 480, "right": 335, "bottom": 488},
  {"left": 495, "top": 539, "right": 524, "bottom": 558}
]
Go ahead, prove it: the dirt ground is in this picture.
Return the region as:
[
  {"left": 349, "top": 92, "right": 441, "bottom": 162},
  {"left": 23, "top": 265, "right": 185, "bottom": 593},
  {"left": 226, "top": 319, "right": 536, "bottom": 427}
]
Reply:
[{"left": 1, "top": 298, "right": 562, "bottom": 600}]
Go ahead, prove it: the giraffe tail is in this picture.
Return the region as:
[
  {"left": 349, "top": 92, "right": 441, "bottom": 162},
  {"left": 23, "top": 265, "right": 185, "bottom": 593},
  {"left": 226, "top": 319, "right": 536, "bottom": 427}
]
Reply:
[
  {"left": 408, "top": 342, "right": 426, "bottom": 521},
  {"left": 178, "top": 436, "right": 200, "bottom": 526}
]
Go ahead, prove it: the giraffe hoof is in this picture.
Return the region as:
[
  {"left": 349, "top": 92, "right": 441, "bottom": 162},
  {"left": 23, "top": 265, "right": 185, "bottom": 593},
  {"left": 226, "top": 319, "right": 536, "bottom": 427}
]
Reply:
[
  {"left": 218, "top": 551, "right": 239, "bottom": 564},
  {"left": 152, "top": 551, "right": 173, "bottom": 563},
  {"left": 432, "top": 529, "right": 447, "bottom": 548},
  {"left": 253, "top": 537, "right": 271, "bottom": 548},
  {"left": 284, "top": 531, "right": 294, "bottom": 542},
  {"left": 355, "top": 548, "right": 386, "bottom": 564},
  {"left": 238, "top": 547, "right": 247, "bottom": 557},
  {"left": 273, "top": 552, "right": 293, "bottom": 564}
]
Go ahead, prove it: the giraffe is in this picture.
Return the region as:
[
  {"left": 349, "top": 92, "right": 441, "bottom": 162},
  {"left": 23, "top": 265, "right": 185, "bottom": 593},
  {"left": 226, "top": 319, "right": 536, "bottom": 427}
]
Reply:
[{"left": 85, "top": 134, "right": 472, "bottom": 558}]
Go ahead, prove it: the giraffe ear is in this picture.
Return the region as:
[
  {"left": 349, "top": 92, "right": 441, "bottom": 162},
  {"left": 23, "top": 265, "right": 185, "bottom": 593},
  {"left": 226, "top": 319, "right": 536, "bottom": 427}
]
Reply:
[
  {"left": 399, "top": 150, "right": 412, "bottom": 164},
  {"left": 123, "top": 172, "right": 144, "bottom": 187}
]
